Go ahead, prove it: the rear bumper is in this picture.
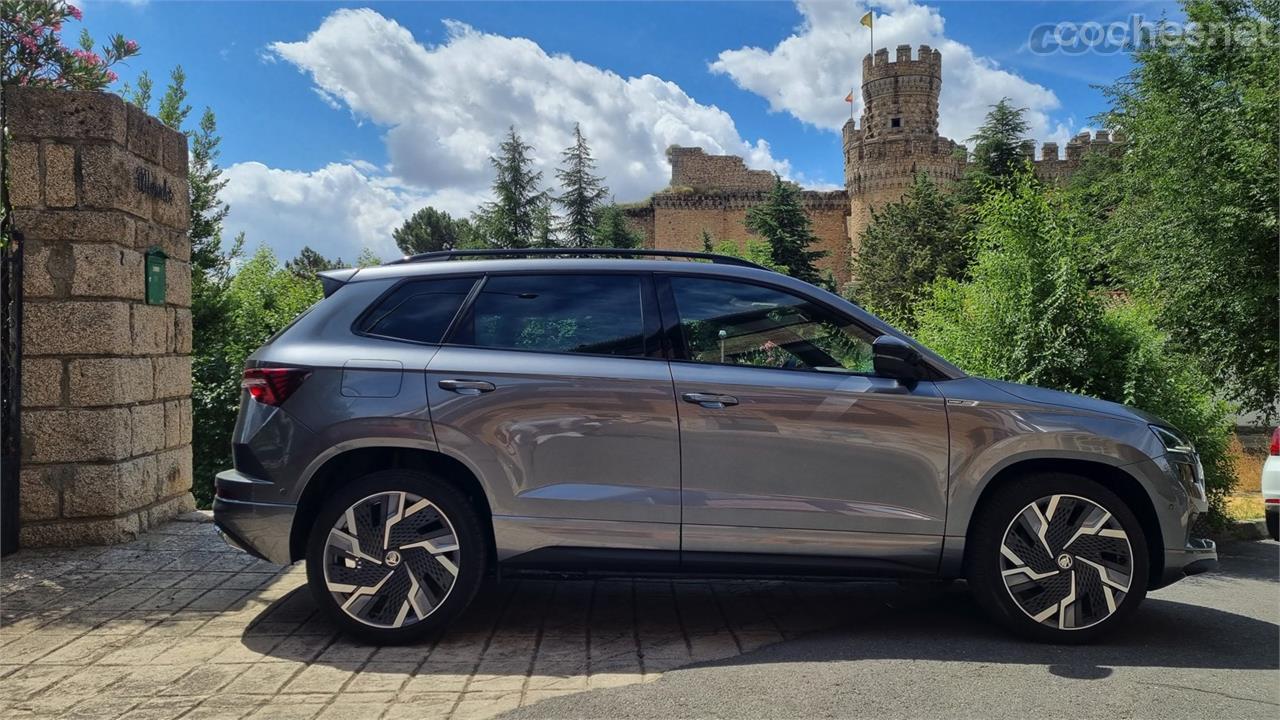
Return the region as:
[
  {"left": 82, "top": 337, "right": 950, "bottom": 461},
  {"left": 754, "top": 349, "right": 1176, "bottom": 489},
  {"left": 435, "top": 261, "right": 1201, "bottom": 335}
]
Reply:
[
  {"left": 1158, "top": 537, "right": 1218, "bottom": 587},
  {"left": 213, "top": 469, "right": 296, "bottom": 565}
]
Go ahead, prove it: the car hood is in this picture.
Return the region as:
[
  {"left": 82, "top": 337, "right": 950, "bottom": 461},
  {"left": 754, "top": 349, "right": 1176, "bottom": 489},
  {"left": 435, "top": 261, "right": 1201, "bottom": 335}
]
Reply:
[{"left": 977, "top": 378, "right": 1164, "bottom": 425}]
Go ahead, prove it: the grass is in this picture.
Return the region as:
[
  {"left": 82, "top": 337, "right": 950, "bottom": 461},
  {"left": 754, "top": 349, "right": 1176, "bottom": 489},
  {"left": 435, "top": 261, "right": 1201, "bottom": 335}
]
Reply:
[
  {"left": 1225, "top": 493, "right": 1266, "bottom": 522},
  {"left": 1222, "top": 434, "right": 1267, "bottom": 522}
]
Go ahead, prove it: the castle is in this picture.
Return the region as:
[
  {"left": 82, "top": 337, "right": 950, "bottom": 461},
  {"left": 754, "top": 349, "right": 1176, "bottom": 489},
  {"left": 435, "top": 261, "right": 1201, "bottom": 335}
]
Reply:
[{"left": 625, "top": 46, "right": 1120, "bottom": 285}]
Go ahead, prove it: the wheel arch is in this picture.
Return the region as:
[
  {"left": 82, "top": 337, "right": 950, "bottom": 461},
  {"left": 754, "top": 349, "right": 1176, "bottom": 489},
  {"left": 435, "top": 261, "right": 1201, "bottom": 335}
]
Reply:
[
  {"left": 289, "top": 445, "right": 496, "bottom": 566},
  {"left": 963, "top": 457, "right": 1165, "bottom": 584}
]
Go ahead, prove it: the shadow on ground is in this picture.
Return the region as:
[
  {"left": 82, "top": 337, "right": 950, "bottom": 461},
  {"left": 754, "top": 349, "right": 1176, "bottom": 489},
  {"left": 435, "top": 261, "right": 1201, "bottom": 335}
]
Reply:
[{"left": 241, "top": 540, "right": 1278, "bottom": 676}]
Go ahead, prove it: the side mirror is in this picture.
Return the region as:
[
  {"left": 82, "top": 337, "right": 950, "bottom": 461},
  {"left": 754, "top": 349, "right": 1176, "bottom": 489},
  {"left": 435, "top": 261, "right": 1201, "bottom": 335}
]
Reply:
[{"left": 872, "top": 335, "right": 925, "bottom": 383}]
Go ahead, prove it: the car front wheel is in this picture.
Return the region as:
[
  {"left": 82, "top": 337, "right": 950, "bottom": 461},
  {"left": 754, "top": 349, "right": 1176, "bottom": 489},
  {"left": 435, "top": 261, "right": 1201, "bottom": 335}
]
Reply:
[
  {"left": 305, "top": 469, "right": 488, "bottom": 645},
  {"left": 967, "top": 473, "right": 1149, "bottom": 643}
]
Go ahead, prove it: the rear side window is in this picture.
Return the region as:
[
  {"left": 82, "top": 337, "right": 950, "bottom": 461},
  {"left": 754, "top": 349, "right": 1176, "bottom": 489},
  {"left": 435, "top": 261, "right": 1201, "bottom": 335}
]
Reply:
[
  {"left": 456, "top": 274, "right": 648, "bottom": 357},
  {"left": 359, "top": 276, "right": 478, "bottom": 344}
]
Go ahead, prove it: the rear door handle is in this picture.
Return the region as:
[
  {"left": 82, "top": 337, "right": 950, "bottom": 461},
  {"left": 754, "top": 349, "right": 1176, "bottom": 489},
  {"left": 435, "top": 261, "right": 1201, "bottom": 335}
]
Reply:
[
  {"left": 681, "top": 392, "right": 739, "bottom": 409},
  {"left": 438, "top": 379, "right": 496, "bottom": 395}
]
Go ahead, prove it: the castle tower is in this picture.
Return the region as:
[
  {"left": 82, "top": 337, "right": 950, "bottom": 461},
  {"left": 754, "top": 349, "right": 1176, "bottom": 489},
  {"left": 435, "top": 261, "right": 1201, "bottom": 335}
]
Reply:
[{"left": 843, "top": 45, "right": 966, "bottom": 273}]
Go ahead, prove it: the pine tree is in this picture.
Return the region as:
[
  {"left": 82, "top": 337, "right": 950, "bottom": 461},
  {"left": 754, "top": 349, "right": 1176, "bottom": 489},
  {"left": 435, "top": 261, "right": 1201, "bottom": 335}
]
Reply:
[
  {"left": 156, "top": 66, "right": 191, "bottom": 131},
  {"left": 701, "top": 229, "right": 714, "bottom": 253},
  {"left": 355, "top": 248, "right": 383, "bottom": 267},
  {"left": 393, "top": 207, "right": 468, "bottom": 255},
  {"left": 745, "top": 176, "right": 826, "bottom": 284},
  {"left": 852, "top": 173, "right": 967, "bottom": 329},
  {"left": 533, "top": 204, "right": 558, "bottom": 249},
  {"left": 475, "top": 127, "right": 549, "bottom": 249},
  {"left": 188, "top": 108, "right": 230, "bottom": 275},
  {"left": 592, "top": 205, "right": 642, "bottom": 249},
  {"left": 555, "top": 124, "right": 608, "bottom": 248},
  {"left": 286, "top": 246, "right": 342, "bottom": 279},
  {"left": 965, "top": 98, "right": 1031, "bottom": 187}
]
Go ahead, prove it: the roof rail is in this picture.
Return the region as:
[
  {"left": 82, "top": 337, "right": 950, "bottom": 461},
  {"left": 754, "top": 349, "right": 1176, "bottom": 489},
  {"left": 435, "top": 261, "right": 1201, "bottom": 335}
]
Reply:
[{"left": 389, "top": 247, "right": 769, "bottom": 270}]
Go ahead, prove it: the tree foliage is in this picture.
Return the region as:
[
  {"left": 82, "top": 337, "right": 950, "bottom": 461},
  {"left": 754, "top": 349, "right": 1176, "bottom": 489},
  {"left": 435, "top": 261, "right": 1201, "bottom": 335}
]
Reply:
[
  {"left": 965, "top": 97, "right": 1031, "bottom": 188},
  {"left": 852, "top": 173, "right": 967, "bottom": 329},
  {"left": 913, "top": 175, "right": 1233, "bottom": 518},
  {"left": 286, "top": 246, "right": 342, "bottom": 279},
  {"left": 393, "top": 206, "right": 473, "bottom": 255},
  {"left": 1092, "top": 0, "right": 1279, "bottom": 418},
  {"left": 475, "top": 127, "right": 550, "bottom": 249},
  {"left": 745, "top": 176, "right": 826, "bottom": 285},
  {"left": 555, "top": 124, "right": 609, "bottom": 248},
  {"left": 591, "top": 204, "right": 642, "bottom": 249}
]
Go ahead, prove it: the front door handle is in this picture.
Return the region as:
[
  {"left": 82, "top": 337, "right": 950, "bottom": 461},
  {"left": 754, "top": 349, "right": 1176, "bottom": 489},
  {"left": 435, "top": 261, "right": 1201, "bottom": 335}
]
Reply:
[
  {"left": 438, "top": 379, "right": 496, "bottom": 395},
  {"left": 682, "top": 392, "right": 739, "bottom": 409}
]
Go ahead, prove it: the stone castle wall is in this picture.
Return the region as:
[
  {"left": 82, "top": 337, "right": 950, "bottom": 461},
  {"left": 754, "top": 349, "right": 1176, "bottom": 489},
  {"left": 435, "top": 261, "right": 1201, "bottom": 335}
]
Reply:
[
  {"left": 6, "top": 87, "right": 194, "bottom": 547},
  {"left": 666, "top": 146, "right": 776, "bottom": 192},
  {"left": 628, "top": 47, "right": 1118, "bottom": 288},
  {"left": 628, "top": 190, "right": 850, "bottom": 285}
]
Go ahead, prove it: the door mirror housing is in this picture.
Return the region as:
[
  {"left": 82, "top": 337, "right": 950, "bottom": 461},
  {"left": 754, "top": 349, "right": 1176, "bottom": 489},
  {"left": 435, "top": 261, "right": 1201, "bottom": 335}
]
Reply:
[{"left": 872, "top": 335, "right": 925, "bottom": 383}]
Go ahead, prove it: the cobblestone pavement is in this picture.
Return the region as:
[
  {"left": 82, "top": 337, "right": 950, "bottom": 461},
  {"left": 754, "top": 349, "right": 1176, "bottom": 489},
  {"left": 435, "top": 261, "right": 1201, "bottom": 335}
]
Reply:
[{"left": 1, "top": 514, "right": 884, "bottom": 719}]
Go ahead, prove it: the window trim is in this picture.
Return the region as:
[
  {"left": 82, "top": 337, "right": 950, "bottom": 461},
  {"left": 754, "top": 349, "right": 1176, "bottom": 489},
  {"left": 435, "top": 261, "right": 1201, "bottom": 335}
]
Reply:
[
  {"left": 656, "top": 272, "right": 882, "bottom": 376},
  {"left": 440, "top": 270, "right": 666, "bottom": 362},
  {"left": 351, "top": 274, "right": 483, "bottom": 348}
]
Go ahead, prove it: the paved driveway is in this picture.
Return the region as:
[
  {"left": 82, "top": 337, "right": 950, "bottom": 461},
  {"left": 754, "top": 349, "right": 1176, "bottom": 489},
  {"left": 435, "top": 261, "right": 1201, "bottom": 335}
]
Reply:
[{"left": 1, "top": 515, "right": 1275, "bottom": 719}]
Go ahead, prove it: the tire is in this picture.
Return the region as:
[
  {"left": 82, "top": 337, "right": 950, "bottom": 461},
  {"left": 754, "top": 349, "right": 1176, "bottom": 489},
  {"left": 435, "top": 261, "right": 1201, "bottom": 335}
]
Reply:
[
  {"left": 305, "top": 469, "right": 489, "bottom": 645},
  {"left": 967, "top": 473, "right": 1149, "bottom": 644},
  {"left": 1266, "top": 507, "right": 1278, "bottom": 541}
]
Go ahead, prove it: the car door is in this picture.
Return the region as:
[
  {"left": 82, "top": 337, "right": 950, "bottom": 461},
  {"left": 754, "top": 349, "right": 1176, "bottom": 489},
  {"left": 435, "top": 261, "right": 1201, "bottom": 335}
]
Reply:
[
  {"left": 426, "top": 271, "right": 681, "bottom": 562},
  {"left": 661, "top": 274, "right": 948, "bottom": 573}
]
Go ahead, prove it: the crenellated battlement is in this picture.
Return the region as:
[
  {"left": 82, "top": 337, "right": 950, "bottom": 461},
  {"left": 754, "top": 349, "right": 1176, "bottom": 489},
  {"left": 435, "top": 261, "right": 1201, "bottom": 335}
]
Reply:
[
  {"left": 862, "top": 44, "right": 942, "bottom": 83},
  {"left": 626, "top": 48, "right": 1123, "bottom": 288}
]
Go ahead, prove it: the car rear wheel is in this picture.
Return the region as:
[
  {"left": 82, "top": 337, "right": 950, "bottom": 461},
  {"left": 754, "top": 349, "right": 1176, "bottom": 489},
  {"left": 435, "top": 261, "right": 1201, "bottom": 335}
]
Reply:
[
  {"left": 305, "top": 469, "right": 488, "bottom": 645},
  {"left": 967, "top": 473, "right": 1149, "bottom": 643}
]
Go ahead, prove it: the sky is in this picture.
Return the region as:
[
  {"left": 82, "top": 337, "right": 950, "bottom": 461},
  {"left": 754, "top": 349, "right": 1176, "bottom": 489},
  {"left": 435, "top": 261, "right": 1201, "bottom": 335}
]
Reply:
[{"left": 78, "top": 0, "right": 1183, "bottom": 263}]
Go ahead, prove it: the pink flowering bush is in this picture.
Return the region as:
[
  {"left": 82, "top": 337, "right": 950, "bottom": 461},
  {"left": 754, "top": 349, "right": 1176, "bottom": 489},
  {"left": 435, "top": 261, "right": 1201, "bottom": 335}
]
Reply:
[{"left": 2, "top": 1, "right": 139, "bottom": 90}]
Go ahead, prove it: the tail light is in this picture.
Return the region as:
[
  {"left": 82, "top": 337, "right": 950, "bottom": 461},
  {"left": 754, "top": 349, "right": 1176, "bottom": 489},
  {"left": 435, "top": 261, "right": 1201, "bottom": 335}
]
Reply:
[
  {"left": 242, "top": 367, "right": 311, "bottom": 407},
  {"left": 1271, "top": 427, "right": 1279, "bottom": 456}
]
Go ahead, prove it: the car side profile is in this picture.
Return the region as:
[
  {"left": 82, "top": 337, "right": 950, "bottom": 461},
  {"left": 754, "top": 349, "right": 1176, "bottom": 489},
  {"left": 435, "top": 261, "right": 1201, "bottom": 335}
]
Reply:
[{"left": 213, "top": 249, "right": 1217, "bottom": 645}]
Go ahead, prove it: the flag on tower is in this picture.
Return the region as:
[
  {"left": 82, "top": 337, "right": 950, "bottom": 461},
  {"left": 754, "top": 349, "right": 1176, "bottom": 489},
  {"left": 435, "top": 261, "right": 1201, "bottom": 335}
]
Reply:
[
  {"left": 860, "top": 11, "right": 873, "bottom": 29},
  {"left": 844, "top": 91, "right": 853, "bottom": 103}
]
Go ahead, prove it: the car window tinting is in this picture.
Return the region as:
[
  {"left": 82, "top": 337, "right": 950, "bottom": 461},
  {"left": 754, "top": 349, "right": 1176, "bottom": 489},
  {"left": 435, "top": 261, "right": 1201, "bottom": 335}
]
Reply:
[
  {"left": 670, "top": 276, "right": 874, "bottom": 372},
  {"left": 460, "top": 274, "right": 647, "bottom": 357},
  {"left": 360, "top": 277, "right": 478, "bottom": 344}
]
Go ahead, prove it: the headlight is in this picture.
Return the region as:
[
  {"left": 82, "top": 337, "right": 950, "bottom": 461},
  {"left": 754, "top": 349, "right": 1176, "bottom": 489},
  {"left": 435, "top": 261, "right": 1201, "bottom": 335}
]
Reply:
[
  {"left": 1150, "top": 425, "right": 1195, "bottom": 454},
  {"left": 1151, "top": 425, "right": 1204, "bottom": 490}
]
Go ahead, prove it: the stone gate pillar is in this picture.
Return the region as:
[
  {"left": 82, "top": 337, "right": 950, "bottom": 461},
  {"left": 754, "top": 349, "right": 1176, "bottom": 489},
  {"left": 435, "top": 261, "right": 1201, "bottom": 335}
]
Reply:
[{"left": 5, "top": 87, "right": 195, "bottom": 547}]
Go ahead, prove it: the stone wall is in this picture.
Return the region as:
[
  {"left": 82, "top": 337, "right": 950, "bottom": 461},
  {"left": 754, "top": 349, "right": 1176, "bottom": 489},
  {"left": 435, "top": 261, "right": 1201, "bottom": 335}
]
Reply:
[
  {"left": 6, "top": 87, "right": 194, "bottom": 547},
  {"left": 666, "top": 147, "right": 776, "bottom": 192},
  {"left": 626, "top": 190, "right": 852, "bottom": 286}
]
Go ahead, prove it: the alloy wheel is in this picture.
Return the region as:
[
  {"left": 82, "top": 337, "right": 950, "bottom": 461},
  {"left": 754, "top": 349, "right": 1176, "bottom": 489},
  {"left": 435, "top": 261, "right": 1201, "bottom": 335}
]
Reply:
[
  {"left": 998, "top": 493, "right": 1133, "bottom": 631},
  {"left": 323, "top": 491, "right": 461, "bottom": 629}
]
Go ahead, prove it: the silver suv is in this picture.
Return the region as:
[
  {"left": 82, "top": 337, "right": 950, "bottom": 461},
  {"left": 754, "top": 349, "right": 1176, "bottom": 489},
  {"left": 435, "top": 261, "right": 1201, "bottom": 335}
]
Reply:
[{"left": 213, "top": 249, "right": 1217, "bottom": 645}]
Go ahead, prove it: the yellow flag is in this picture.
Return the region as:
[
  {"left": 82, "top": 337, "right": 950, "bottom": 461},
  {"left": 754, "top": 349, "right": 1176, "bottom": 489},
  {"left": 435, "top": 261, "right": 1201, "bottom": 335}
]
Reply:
[{"left": 860, "top": 11, "right": 873, "bottom": 29}]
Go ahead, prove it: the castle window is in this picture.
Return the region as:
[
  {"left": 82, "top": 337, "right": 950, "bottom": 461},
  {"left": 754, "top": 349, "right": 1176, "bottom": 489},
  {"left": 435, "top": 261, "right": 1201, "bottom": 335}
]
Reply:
[{"left": 891, "top": 117, "right": 902, "bottom": 128}]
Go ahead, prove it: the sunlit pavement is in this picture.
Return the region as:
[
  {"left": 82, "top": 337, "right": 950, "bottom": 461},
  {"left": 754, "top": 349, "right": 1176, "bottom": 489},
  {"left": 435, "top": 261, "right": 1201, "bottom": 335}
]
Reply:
[{"left": 2, "top": 514, "right": 880, "bottom": 719}]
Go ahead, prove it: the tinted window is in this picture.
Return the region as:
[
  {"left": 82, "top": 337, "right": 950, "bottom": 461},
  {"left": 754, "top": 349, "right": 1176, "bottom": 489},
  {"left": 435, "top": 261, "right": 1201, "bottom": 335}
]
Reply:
[
  {"left": 460, "top": 274, "right": 647, "bottom": 357},
  {"left": 360, "top": 276, "right": 477, "bottom": 344},
  {"left": 670, "top": 276, "right": 874, "bottom": 372}
]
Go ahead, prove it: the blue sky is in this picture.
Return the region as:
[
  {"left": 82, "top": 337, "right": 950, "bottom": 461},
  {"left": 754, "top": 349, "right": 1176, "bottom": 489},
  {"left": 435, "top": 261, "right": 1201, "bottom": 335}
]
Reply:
[{"left": 78, "top": 1, "right": 1182, "bottom": 261}]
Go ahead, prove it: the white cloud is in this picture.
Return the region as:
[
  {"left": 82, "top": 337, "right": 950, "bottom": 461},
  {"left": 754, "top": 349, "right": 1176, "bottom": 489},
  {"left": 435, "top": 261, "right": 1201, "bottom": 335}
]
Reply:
[
  {"left": 265, "top": 9, "right": 789, "bottom": 205},
  {"left": 710, "top": 0, "right": 1065, "bottom": 145},
  {"left": 221, "top": 162, "right": 480, "bottom": 263}
]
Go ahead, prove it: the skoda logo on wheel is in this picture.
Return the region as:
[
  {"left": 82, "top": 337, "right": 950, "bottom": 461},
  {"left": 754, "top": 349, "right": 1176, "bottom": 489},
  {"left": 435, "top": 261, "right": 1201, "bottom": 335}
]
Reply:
[
  {"left": 1056, "top": 553, "right": 1073, "bottom": 570},
  {"left": 384, "top": 550, "right": 402, "bottom": 567}
]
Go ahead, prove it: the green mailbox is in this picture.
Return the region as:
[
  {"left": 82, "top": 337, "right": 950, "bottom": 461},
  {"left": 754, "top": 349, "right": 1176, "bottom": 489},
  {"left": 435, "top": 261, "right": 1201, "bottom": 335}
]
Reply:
[{"left": 144, "top": 247, "right": 167, "bottom": 305}]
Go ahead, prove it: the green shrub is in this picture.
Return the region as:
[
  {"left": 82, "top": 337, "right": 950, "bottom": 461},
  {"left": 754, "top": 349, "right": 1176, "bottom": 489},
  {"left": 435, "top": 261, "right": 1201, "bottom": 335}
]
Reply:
[{"left": 914, "top": 175, "right": 1234, "bottom": 522}]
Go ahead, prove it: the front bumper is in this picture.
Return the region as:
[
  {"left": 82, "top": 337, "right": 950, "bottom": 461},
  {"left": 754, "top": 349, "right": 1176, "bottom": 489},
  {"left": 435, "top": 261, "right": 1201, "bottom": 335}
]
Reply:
[
  {"left": 1158, "top": 537, "right": 1218, "bottom": 587},
  {"left": 213, "top": 469, "right": 296, "bottom": 565}
]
